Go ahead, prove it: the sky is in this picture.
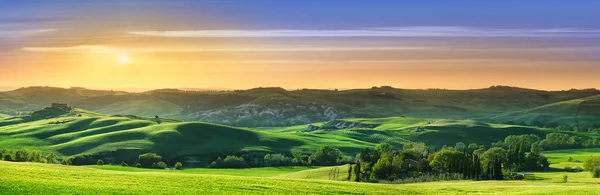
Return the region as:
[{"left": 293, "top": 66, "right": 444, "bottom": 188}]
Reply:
[{"left": 1, "top": 0, "right": 600, "bottom": 91}]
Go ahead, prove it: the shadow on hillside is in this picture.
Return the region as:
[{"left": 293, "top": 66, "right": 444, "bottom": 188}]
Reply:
[{"left": 148, "top": 123, "right": 305, "bottom": 158}]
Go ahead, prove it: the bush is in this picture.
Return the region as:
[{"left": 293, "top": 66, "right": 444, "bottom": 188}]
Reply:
[
  {"left": 120, "top": 161, "right": 128, "bottom": 166},
  {"left": 562, "top": 175, "right": 568, "bottom": 183},
  {"left": 138, "top": 153, "right": 162, "bottom": 168},
  {"left": 135, "top": 163, "right": 142, "bottom": 168},
  {"left": 211, "top": 155, "right": 248, "bottom": 168},
  {"left": 155, "top": 161, "right": 167, "bottom": 169},
  {"left": 3, "top": 153, "right": 14, "bottom": 161},
  {"left": 593, "top": 167, "right": 600, "bottom": 178},
  {"left": 264, "top": 154, "right": 292, "bottom": 167},
  {"left": 584, "top": 156, "right": 600, "bottom": 171},
  {"left": 97, "top": 159, "right": 104, "bottom": 165},
  {"left": 175, "top": 162, "right": 183, "bottom": 170}
]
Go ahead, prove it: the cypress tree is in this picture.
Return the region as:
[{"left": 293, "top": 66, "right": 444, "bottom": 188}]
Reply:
[
  {"left": 494, "top": 159, "right": 503, "bottom": 180},
  {"left": 354, "top": 161, "right": 361, "bottom": 182},
  {"left": 348, "top": 164, "right": 353, "bottom": 181}
]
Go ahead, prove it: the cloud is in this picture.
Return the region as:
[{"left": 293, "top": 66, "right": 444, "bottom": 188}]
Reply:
[
  {"left": 21, "top": 45, "right": 433, "bottom": 53},
  {"left": 128, "top": 26, "right": 600, "bottom": 38},
  {"left": 0, "top": 29, "right": 58, "bottom": 37}
]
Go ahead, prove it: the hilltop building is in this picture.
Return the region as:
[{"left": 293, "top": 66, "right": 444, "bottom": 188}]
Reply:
[{"left": 51, "top": 103, "right": 72, "bottom": 112}]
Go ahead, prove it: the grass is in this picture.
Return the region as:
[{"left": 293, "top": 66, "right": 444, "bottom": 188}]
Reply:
[
  {"left": 1, "top": 109, "right": 597, "bottom": 160},
  {"left": 86, "top": 165, "right": 321, "bottom": 177},
  {"left": 486, "top": 95, "right": 600, "bottom": 128},
  {"left": 3, "top": 161, "right": 600, "bottom": 194},
  {"left": 543, "top": 148, "right": 600, "bottom": 164}
]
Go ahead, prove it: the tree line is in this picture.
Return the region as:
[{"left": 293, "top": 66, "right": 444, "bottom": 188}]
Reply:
[{"left": 0, "top": 149, "right": 58, "bottom": 164}]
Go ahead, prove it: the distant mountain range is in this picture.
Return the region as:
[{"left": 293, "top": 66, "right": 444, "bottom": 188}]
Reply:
[{"left": 0, "top": 86, "right": 599, "bottom": 128}]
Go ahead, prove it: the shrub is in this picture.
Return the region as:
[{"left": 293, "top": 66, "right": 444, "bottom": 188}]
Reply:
[
  {"left": 14, "top": 150, "right": 29, "bottom": 162},
  {"left": 584, "top": 156, "right": 600, "bottom": 171},
  {"left": 120, "top": 161, "right": 128, "bottom": 166},
  {"left": 45, "top": 154, "right": 58, "bottom": 164},
  {"left": 61, "top": 158, "right": 72, "bottom": 165},
  {"left": 135, "top": 163, "right": 142, "bottom": 168},
  {"left": 138, "top": 153, "right": 162, "bottom": 168},
  {"left": 593, "top": 167, "right": 600, "bottom": 178},
  {"left": 211, "top": 156, "right": 248, "bottom": 168},
  {"left": 97, "top": 159, "right": 104, "bottom": 165},
  {"left": 562, "top": 175, "right": 568, "bottom": 183},
  {"left": 264, "top": 153, "right": 292, "bottom": 167},
  {"left": 175, "top": 162, "right": 183, "bottom": 170},
  {"left": 3, "top": 153, "right": 14, "bottom": 161},
  {"left": 155, "top": 161, "right": 168, "bottom": 169}
]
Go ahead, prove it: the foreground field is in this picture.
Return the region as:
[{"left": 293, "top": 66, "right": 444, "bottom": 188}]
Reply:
[{"left": 2, "top": 161, "right": 600, "bottom": 194}]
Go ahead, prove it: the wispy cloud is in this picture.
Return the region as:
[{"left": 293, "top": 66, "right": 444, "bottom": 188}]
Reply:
[
  {"left": 128, "top": 26, "right": 600, "bottom": 38},
  {"left": 21, "top": 45, "right": 433, "bottom": 53},
  {"left": 0, "top": 29, "right": 58, "bottom": 37}
]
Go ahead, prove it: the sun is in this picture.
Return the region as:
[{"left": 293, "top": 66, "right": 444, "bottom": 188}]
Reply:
[{"left": 116, "top": 54, "right": 132, "bottom": 64}]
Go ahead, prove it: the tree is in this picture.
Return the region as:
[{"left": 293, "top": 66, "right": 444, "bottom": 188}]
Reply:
[
  {"left": 494, "top": 159, "right": 503, "bottom": 180},
  {"left": 482, "top": 147, "right": 507, "bottom": 164},
  {"left": 14, "top": 150, "right": 29, "bottom": 162},
  {"left": 175, "top": 162, "right": 183, "bottom": 170},
  {"left": 354, "top": 161, "right": 362, "bottom": 182},
  {"left": 531, "top": 142, "right": 542, "bottom": 154},
  {"left": 137, "top": 153, "right": 162, "bottom": 168},
  {"left": 467, "top": 143, "right": 480, "bottom": 154},
  {"left": 347, "top": 164, "right": 352, "bottom": 181},
  {"left": 430, "top": 150, "right": 460, "bottom": 172},
  {"left": 291, "top": 148, "right": 309, "bottom": 164},
  {"left": 593, "top": 167, "right": 600, "bottom": 178},
  {"left": 584, "top": 156, "right": 600, "bottom": 171},
  {"left": 454, "top": 142, "right": 466, "bottom": 153},
  {"left": 97, "top": 159, "right": 104, "bottom": 165},
  {"left": 371, "top": 153, "right": 392, "bottom": 180},
  {"left": 45, "top": 153, "right": 58, "bottom": 164},
  {"left": 156, "top": 161, "right": 167, "bottom": 169},
  {"left": 311, "top": 146, "right": 343, "bottom": 166},
  {"left": 375, "top": 142, "right": 393, "bottom": 153}
]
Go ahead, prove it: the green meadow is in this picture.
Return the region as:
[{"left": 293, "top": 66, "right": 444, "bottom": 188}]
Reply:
[{"left": 3, "top": 156, "right": 600, "bottom": 195}]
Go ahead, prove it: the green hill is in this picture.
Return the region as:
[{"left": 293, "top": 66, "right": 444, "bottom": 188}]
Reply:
[
  {"left": 1, "top": 86, "right": 598, "bottom": 127},
  {"left": 2, "top": 109, "right": 593, "bottom": 164},
  {"left": 484, "top": 95, "right": 600, "bottom": 129}
]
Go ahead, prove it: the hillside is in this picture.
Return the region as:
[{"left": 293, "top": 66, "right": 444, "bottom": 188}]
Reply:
[
  {"left": 1, "top": 109, "right": 593, "bottom": 164},
  {"left": 1, "top": 86, "right": 599, "bottom": 127},
  {"left": 484, "top": 94, "right": 600, "bottom": 129}
]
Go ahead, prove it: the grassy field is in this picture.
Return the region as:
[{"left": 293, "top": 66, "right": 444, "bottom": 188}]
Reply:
[
  {"left": 86, "top": 165, "right": 321, "bottom": 177},
  {"left": 543, "top": 148, "right": 600, "bottom": 164},
  {"left": 3, "top": 161, "right": 600, "bottom": 194}
]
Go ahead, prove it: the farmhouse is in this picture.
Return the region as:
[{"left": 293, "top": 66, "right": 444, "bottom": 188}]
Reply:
[{"left": 51, "top": 103, "right": 72, "bottom": 112}]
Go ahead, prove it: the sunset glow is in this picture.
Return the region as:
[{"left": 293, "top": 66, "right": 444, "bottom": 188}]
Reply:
[{"left": 1, "top": 1, "right": 599, "bottom": 91}]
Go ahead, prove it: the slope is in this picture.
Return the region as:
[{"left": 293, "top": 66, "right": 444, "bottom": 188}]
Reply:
[{"left": 485, "top": 94, "right": 600, "bottom": 129}]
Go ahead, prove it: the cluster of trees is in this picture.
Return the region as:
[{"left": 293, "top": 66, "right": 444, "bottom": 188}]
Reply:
[
  {"left": 350, "top": 137, "right": 551, "bottom": 183},
  {"left": 502, "top": 121, "right": 600, "bottom": 133},
  {"left": 0, "top": 149, "right": 58, "bottom": 164},
  {"left": 92, "top": 152, "right": 182, "bottom": 170},
  {"left": 490, "top": 133, "right": 600, "bottom": 152},
  {"left": 210, "top": 146, "right": 353, "bottom": 168}
]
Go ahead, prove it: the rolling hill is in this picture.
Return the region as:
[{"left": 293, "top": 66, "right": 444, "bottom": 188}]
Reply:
[
  {"left": 1, "top": 86, "right": 599, "bottom": 127},
  {"left": 484, "top": 94, "right": 600, "bottom": 129},
  {"left": 1, "top": 108, "right": 593, "bottom": 165}
]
